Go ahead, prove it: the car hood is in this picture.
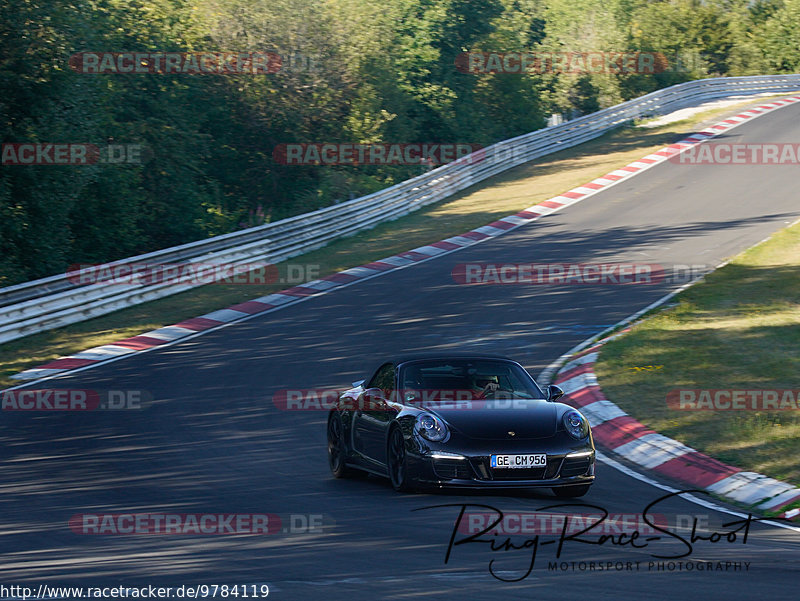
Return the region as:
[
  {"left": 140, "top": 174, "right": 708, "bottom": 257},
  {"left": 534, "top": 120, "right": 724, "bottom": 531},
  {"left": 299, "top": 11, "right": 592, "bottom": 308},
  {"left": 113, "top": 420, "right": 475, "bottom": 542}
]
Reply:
[{"left": 427, "top": 399, "right": 559, "bottom": 440}]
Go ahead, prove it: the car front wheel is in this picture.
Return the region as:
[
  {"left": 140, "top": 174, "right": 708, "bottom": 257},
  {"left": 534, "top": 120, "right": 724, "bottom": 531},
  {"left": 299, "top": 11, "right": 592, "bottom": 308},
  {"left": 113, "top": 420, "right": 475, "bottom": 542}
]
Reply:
[
  {"left": 387, "top": 427, "right": 411, "bottom": 492},
  {"left": 328, "top": 413, "right": 354, "bottom": 478}
]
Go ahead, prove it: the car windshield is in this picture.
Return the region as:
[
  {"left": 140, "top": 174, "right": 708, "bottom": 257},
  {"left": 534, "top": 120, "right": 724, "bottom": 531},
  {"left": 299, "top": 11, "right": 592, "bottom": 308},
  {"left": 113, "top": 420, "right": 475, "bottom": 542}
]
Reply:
[{"left": 397, "top": 359, "right": 544, "bottom": 403}]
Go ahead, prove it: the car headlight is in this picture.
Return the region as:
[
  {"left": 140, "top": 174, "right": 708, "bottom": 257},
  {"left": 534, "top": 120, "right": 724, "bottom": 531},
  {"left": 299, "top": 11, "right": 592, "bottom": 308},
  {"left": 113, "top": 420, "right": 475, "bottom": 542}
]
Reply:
[
  {"left": 415, "top": 413, "right": 448, "bottom": 442},
  {"left": 563, "top": 410, "right": 589, "bottom": 440}
]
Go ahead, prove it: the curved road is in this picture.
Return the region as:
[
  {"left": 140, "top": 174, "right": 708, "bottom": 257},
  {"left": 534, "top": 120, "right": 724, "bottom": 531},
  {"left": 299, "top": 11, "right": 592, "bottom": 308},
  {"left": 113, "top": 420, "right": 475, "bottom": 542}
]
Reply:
[{"left": 2, "top": 101, "right": 800, "bottom": 600}]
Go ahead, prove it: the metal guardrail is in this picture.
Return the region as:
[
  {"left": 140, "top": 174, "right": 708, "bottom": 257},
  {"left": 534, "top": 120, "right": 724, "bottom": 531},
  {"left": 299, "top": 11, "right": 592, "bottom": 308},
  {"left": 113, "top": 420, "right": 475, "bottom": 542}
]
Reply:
[{"left": 2, "top": 75, "right": 800, "bottom": 344}]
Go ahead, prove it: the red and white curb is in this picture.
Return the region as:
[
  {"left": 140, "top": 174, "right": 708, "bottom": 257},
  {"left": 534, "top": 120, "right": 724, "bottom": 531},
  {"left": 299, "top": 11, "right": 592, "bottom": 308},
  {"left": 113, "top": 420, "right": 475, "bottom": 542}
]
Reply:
[
  {"left": 8, "top": 94, "right": 800, "bottom": 383},
  {"left": 553, "top": 344, "right": 800, "bottom": 521}
]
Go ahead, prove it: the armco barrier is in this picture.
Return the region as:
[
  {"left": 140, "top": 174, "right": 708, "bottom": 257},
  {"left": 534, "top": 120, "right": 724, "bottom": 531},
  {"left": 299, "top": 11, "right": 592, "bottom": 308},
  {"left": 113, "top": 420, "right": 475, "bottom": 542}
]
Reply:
[{"left": 2, "top": 75, "right": 800, "bottom": 344}]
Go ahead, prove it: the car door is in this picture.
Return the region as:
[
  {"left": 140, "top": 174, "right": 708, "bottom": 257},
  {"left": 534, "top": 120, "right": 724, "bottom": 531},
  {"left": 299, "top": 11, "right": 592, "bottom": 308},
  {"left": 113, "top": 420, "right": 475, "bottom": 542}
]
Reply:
[{"left": 352, "top": 362, "right": 399, "bottom": 466}]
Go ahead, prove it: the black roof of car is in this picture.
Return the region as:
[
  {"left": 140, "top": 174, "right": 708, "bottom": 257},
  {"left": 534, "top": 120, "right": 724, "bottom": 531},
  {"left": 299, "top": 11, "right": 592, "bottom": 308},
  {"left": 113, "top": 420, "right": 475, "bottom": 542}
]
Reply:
[
  {"left": 394, "top": 352, "right": 514, "bottom": 364},
  {"left": 362, "top": 353, "right": 539, "bottom": 388},
  {"left": 364, "top": 354, "right": 521, "bottom": 380},
  {"left": 368, "top": 353, "right": 516, "bottom": 373}
]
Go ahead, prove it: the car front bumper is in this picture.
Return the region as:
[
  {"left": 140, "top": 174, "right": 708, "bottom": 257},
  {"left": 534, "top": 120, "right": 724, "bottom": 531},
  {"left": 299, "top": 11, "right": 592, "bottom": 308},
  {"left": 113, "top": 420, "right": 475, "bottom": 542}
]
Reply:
[{"left": 407, "top": 449, "right": 596, "bottom": 489}]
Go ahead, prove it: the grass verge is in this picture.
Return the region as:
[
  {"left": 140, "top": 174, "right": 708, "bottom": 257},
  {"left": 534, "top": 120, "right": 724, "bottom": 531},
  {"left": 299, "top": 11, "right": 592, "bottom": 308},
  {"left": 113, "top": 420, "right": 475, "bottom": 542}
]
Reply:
[
  {"left": 594, "top": 221, "right": 800, "bottom": 507},
  {"left": 0, "top": 94, "right": 792, "bottom": 389}
]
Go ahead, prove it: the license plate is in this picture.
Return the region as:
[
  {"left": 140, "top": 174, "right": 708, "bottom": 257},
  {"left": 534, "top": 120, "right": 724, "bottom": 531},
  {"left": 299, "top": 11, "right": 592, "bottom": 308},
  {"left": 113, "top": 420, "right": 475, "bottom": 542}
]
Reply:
[{"left": 490, "top": 454, "right": 546, "bottom": 469}]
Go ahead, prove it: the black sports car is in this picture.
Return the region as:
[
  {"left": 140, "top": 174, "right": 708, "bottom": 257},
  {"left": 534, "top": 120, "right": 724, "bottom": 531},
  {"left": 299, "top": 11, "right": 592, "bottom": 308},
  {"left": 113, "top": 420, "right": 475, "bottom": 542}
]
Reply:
[{"left": 327, "top": 354, "right": 595, "bottom": 497}]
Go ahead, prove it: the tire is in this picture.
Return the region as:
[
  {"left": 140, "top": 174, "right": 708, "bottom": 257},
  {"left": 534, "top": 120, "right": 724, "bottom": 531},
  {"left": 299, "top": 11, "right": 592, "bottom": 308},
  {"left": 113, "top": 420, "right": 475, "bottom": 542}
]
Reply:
[
  {"left": 328, "top": 413, "right": 354, "bottom": 478},
  {"left": 387, "top": 427, "right": 412, "bottom": 492},
  {"left": 553, "top": 484, "right": 591, "bottom": 498}
]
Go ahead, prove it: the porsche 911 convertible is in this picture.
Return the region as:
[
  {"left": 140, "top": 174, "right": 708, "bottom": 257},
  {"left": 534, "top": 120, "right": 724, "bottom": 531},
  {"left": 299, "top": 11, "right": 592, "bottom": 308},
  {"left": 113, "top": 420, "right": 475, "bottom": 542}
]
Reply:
[{"left": 326, "top": 354, "right": 595, "bottom": 497}]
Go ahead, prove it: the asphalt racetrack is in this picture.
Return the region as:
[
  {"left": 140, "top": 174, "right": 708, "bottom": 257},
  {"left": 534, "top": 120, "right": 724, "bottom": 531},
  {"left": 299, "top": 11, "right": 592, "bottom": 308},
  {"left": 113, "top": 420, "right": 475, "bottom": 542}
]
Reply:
[{"left": 2, "top": 101, "right": 800, "bottom": 600}]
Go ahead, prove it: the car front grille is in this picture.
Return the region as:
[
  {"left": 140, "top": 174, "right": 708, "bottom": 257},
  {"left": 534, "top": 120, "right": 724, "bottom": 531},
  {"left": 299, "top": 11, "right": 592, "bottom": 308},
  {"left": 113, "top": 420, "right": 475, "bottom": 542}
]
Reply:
[
  {"left": 545, "top": 461, "right": 561, "bottom": 479},
  {"left": 560, "top": 456, "right": 592, "bottom": 477},
  {"left": 439, "top": 455, "right": 591, "bottom": 482},
  {"left": 470, "top": 456, "right": 560, "bottom": 481},
  {"left": 432, "top": 458, "right": 472, "bottom": 480},
  {"left": 489, "top": 466, "right": 548, "bottom": 481}
]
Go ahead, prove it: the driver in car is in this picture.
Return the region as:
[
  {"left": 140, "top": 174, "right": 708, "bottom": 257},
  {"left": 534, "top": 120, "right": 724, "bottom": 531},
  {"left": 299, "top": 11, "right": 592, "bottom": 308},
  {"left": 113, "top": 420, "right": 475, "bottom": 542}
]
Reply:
[{"left": 469, "top": 374, "right": 500, "bottom": 398}]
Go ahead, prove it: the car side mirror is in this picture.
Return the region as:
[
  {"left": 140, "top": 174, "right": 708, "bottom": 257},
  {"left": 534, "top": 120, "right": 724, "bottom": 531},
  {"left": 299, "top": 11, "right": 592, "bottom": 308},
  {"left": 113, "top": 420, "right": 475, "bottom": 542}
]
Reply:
[
  {"left": 362, "top": 387, "right": 387, "bottom": 409},
  {"left": 352, "top": 379, "right": 366, "bottom": 388},
  {"left": 546, "top": 385, "right": 564, "bottom": 402}
]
